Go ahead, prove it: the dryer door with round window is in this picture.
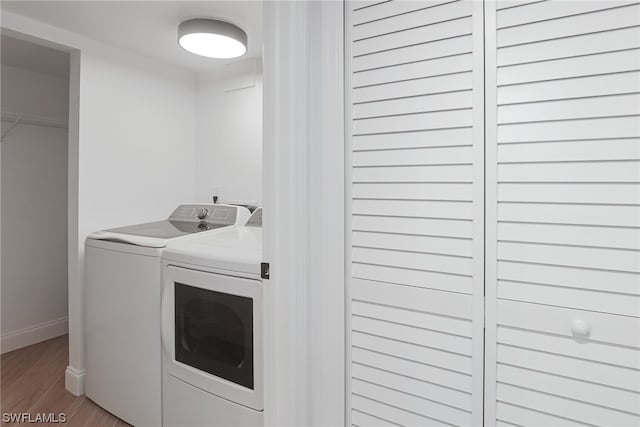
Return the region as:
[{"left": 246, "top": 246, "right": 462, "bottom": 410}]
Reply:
[{"left": 161, "top": 266, "right": 263, "bottom": 411}]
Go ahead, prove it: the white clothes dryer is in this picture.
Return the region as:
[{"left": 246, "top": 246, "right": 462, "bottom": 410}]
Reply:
[{"left": 160, "top": 208, "right": 263, "bottom": 427}]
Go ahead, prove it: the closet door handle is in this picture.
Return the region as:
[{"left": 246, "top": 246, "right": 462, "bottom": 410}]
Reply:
[{"left": 571, "top": 318, "right": 591, "bottom": 338}]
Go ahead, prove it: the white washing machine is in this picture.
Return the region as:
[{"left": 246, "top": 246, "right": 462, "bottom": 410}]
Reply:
[
  {"left": 161, "top": 208, "right": 263, "bottom": 427},
  {"left": 84, "top": 204, "right": 250, "bottom": 427}
]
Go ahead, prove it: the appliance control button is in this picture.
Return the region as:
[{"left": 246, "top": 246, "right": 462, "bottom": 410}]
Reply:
[{"left": 196, "top": 208, "right": 209, "bottom": 219}]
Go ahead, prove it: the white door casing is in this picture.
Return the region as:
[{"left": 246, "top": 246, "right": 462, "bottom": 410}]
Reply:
[{"left": 262, "top": 1, "right": 345, "bottom": 425}]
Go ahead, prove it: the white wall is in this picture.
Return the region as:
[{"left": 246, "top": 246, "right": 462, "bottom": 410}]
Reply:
[
  {"left": 195, "top": 59, "right": 262, "bottom": 205},
  {"left": 77, "top": 50, "right": 197, "bottom": 235},
  {"left": 1, "top": 64, "right": 70, "bottom": 352},
  {"left": 70, "top": 44, "right": 197, "bottom": 394}
]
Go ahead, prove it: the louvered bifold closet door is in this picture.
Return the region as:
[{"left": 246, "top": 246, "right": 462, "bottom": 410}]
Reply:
[
  {"left": 485, "top": 1, "right": 640, "bottom": 426},
  {"left": 346, "top": 1, "right": 485, "bottom": 426}
]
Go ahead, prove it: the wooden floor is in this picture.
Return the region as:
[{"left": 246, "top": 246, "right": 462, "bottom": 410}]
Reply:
[{"left": 1, "top": 335, "right": 131, "bottom": 426}]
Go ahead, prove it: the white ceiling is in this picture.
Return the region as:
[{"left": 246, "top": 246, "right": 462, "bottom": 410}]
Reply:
[
  {"left": 0, "top": 1, "right": 263, "bottom": 72},
  {"left": 1, "top": 34, "right": 70, "bottom": 77}
]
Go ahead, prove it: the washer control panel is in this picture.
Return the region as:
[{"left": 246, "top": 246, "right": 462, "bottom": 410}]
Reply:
[{"left": 169, "top": 204, "right": 235, "bottom": 225}]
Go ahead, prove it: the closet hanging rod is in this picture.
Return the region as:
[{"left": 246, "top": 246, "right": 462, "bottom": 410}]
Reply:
[{"left": 1, "top": 111, "right": 68, "bottom": 129}]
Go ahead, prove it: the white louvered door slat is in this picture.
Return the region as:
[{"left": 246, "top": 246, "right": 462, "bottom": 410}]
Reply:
[
  {"left": 485, "top": 1, "right": 640, "bottom": 426},
  {"left": 347, "top": 1, "right": 485, "bottom": 425}
]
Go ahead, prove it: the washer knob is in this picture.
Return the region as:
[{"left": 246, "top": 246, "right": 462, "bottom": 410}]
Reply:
[{"left": 196, "top": 208, "right": 209, "bottom": 219}]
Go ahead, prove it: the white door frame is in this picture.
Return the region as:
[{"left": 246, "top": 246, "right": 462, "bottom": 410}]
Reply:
[
  {"left": 0, "top": 17, "right": 82, "bottom": 394},
  {"left": 308, "top": 2, "right": 346, "bottom": 426},
  {"left": 262, "top": 1, "right": 345, "bottom": 425}
]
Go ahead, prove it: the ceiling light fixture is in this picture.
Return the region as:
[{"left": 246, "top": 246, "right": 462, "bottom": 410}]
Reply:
[{"left": 178, "top": 18, "right": 247, "bottom": 59}]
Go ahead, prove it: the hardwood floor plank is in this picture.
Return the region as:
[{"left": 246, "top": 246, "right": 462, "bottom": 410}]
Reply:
[
  {"left": 1, "top": 336, "right": 65, "bottom": 393},
  {"left": 27, "top": 375, "right": 84, "bottom": 424},
  {"left": 66, "top": 398, "right": 119, "bottom": 427},
  {"left": 1, "top": 335, "right": 129, "bottom": 426},
  {"left": 1, "top": 335, "right": 68, "bottom": 413}
]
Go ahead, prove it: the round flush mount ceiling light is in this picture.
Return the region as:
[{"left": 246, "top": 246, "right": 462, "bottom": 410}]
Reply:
[{"left": 178, "top": 18, "right": 247, "bottom": 59}]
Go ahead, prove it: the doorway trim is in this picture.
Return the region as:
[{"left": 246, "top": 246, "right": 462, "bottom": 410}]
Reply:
[
  {"left": 1, "top": 16, "right": 83, "bottom": 395},
  {"left": 262, "top": 1, "right": 345, "bottom": 425}
]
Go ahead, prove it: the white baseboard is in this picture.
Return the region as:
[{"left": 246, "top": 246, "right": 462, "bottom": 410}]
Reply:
[
  {"left": 1, "top": 316, "right": 68, "bottom": 354},
  {"left": 65, "top": 365, "right": 85, "bottom": 396}
]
